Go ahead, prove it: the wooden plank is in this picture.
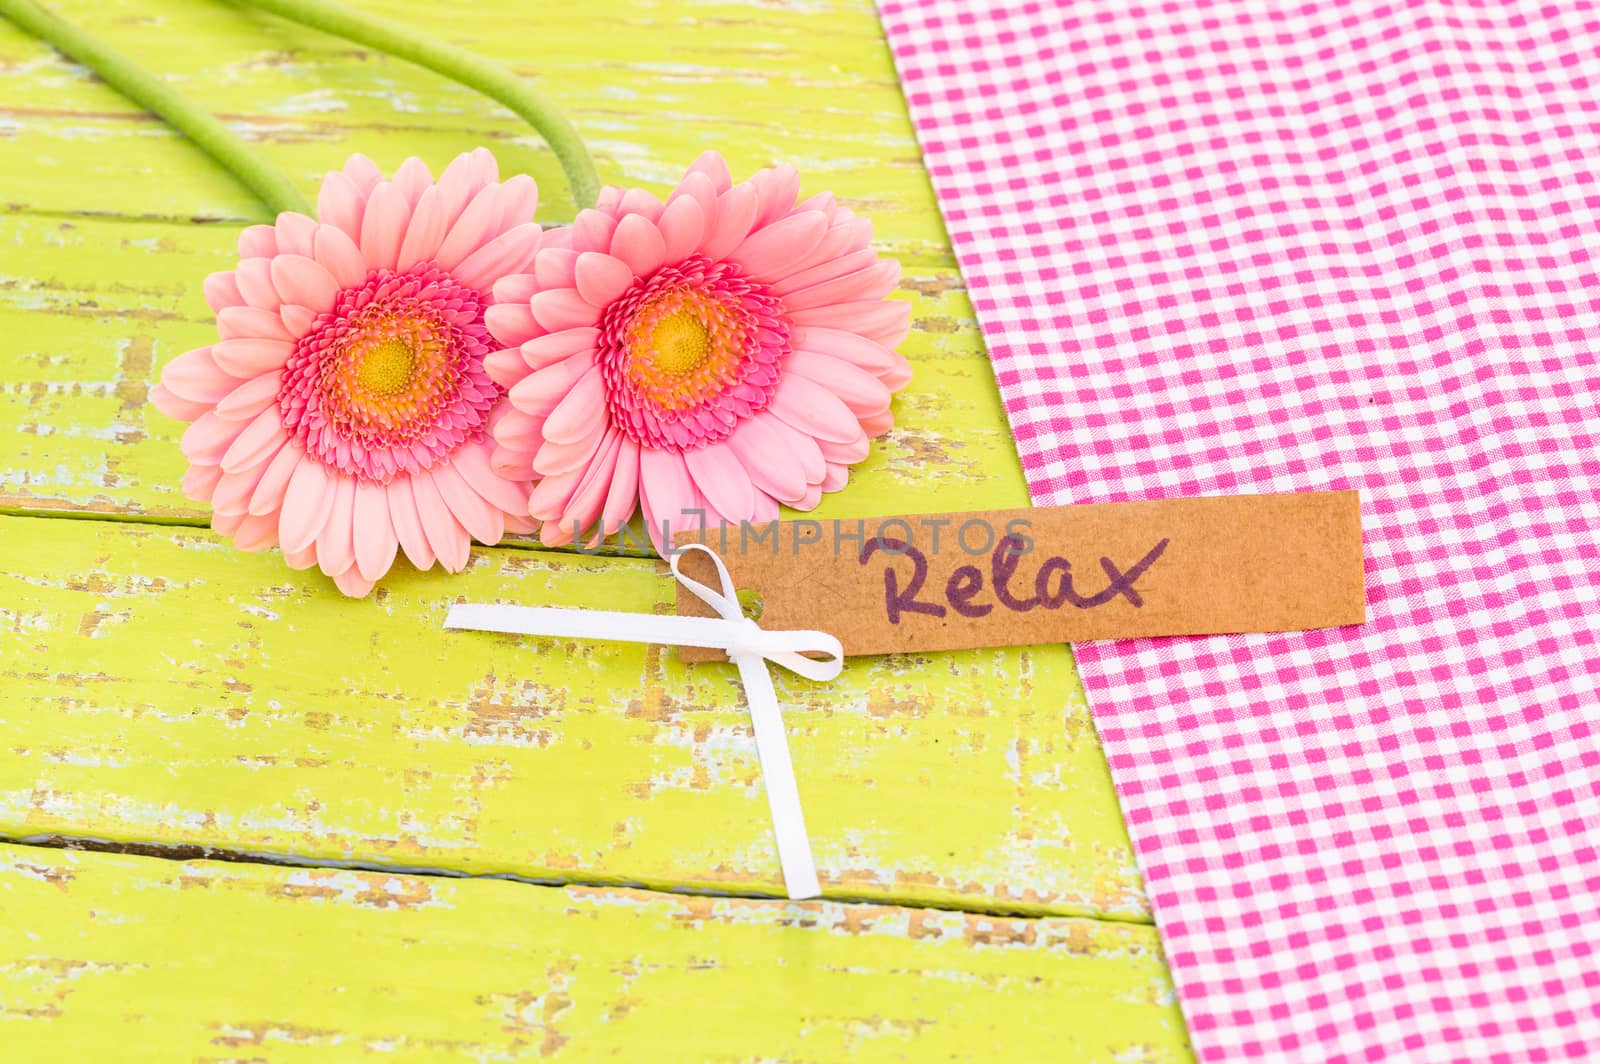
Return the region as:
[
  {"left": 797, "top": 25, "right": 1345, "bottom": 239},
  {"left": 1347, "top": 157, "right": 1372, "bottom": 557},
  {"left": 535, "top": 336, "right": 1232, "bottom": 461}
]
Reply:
[
  {"left": 0, "top": 513, "right": 1145, "bottom": 919},
  {"left": 0, "top": 214, "right": 1022, "bottom": 521},
  {"left": 0, "top": 0, "right": 952, "bottom": 255},
  {"left": 0, "top": 843, "right": 1192, "bottom": 1061}
]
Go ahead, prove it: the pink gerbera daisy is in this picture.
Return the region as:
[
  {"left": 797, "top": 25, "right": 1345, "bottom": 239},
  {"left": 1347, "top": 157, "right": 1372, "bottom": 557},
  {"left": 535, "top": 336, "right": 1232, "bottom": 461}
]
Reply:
[
  {"left": 152, "top": 149, "right": 540, "bottom": 596},
  {"left": 481, "top": 151, "right": 912, "bottom": 550}
]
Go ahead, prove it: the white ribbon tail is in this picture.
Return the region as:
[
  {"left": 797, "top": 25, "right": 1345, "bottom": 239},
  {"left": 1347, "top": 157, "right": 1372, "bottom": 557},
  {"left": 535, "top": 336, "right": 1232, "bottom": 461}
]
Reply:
[{"left": 444, "top": 543, "right": 841, "bottom": 902}]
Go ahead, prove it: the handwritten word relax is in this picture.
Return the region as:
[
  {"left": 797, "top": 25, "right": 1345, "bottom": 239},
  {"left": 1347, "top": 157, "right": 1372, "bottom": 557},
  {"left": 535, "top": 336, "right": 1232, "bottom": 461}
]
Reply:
[{"left": 861, "top": 535, "right": 1170, "bottom": 623}]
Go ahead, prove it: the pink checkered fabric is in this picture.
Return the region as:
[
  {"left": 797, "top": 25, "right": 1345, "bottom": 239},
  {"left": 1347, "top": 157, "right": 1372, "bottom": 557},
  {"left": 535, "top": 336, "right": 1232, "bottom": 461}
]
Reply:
[{"left": 876, "top": 1, "right": 1600, "bottom": 1060}]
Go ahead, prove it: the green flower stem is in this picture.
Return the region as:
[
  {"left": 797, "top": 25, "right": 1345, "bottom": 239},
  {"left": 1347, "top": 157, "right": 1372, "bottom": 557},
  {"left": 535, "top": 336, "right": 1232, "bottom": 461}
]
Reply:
[
  {"left": 238, "top": 0, "right": 602, "bottom": 210},
  {"left": 0, "top": 0, "right": 311, "bottom": 217}
]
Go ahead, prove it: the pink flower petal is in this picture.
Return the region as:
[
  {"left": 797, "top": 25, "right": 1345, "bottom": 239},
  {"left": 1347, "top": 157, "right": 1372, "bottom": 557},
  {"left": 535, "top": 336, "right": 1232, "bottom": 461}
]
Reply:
[
  {"left": 387, "top": 476, "right": 435, "bottom": 570},
  {"left": 331, "top": 566, "right": 376, "bottom": 598},
  {"left": 790, "top": 325, "right": 900, "bottom": 374},
  {"left": 181, "top": 411, "right": 240, "bottom": 465},
  {"left": 686, "top": 150, "right": 732, "bottom": 194},
  {"left": 571, "top": 209, "right": 618, "bottom": 255},
  {"left": 700, "top": 183, "right": 758, "bottom": 261},
  {"left": 274, "top": 212, "right": 316, "bottom": 257},
  {"left": 533, "top": 421, "right": 606, "bottom": 477},
  {"left": 876, "top": 352, "right": 912, "bottom": 392},
  {"left": 521, "top": 328, "right": 599, "bottom": 370},
  {"left": 433, "top": 184, "right": 501, "bottom": 272},
  {"left": 508, "top": 351, "right": 594, "bottom": 416},
  {"left": 638, "top": 448, "right": 697, "bottom": 548},
  {"left": 781, "top": 259, "right": 901, "bottom": 311},
  {"left": 313, "top": 224, "right": 368, "bottom": 289},
  {"left": 453, "top": 223, "right": 540, "bottom": 292},
  {"left": 527, "top": 464, "right": 583, "bottom": 521},
  {"left": 656, "top": 194, "right": 706, "bottom": 264},
  {"left": 574, "top": 252, "right": 635, "bottom": 307},
  {"left": 342, "top": 153, "right": 383, "bottom": 196},
  {"left": 793, "top": 483, "right": 823, "bottom": 511},
  {"left": 789, "top": 299, "right": 911, "bottom": 347},
  {"left": 767, "top": 373, "right": 864, "bottom": 444},
  {"left": 529, "top": 288, "right": 599, "bottom": 333},
  {"left": 768, "top": 246, "right": 876, "bottom": 297},
  {"left": 395, "top": 184, "right": 450, "bottom": 271},
  {"left": 484, "top": 304, "right": 541, "bottom": 349},
  {"left": 610, "top": 214, "right": 667, "bottom": 278},
  {"left": 821, "top": 462, "right": 849, "bottom": 492},
  {"left": 182, "top": 463, "right": 223, "bottom": 503},
  {"left": 212, "top": 338, "right": 293, "bottom": 378},
  {"left": 858, "top": 410, "right": 894, "bottom": 437},
  {"left": 211, "top": 460, "right": 270, "bottom": 517},
  {"left": 535, "top": 247, "right": 579, "bottom": 290},
  {"left": 752, "top": 163, "right": 801, "bottom": 229},
  {"left": 558, "top": 428, "right": 624, "bottom": 536},
  {"left": 162, "top": 347, "right": 237, "bottom": 404},
  {"left": 214, "top": 370, "right": 284, "bottom": 421},
  {"left": 270, "top": 254, "right": 340, "bottom": 315},
  {"left": 248, "top": 442, "right": 304, "bottom": 516},
  {"left": 684, "top": 442, "right": 754, "bottom": 523},
  {"left": 436, "top": 150, "right": 490, "bottom": 228},
  {"left": 451, "top": 440, "right": 531, "bottom": 518},
  {"left": 234, "top": 258, "right": 280, "bottom": 310},
  {"left": 492, "top": 273, "right": 539, "bottom": 305},
  {"left": 727, "top": 211, "right": 828, "bottom": 283},
  {"left": 600, "top": 437, "right": 641, "bottom": 534},
  {"left": 220, "top": 408, "right": 287, "bottom": 474},
  {"left": 279, "top": 459, "right": 334, "bottom": 555},
  {"left": 238, "top": 224, "right": 277, "bottom": 259},
  {"left": 410, "top": 470, "right": 472, "bottom": 571},
  {"left": 218, "top": 305, "right": 293, "bottom": 343},
  {"left": 316, "top": 475, "right": 357, "bottom": 577},
  {"left": 232, "top": 513, "right": 278, "bottom": 553},
  {"left": 618, "top": 187, "right": 665, "bottom": 223},
  {"left": 671, "top": 170, "right": 720, "bottom": 216},
  {"left": 203, "top": 271, "right": 244, "bottom": 313},
  {"left": 818, "top": 432, "right": 871, "bottom": 465},
  {"left": 434, "top": 463, "right": 503, "bottom": 545},
  {"left": 726, "top": 415, "right": 810, "bottom": 504},
  {"left": 750, "top": 411, "right": 826, "bottom": 484},
  {"left": 790, "top": 216, "right": 873, "bottom": 276},
  {"left": 541, "top": 363, "right": 606, "bottom": 444},
  {"left": 495, "top": 174, "right": 539, "bottom": 230},
  {"left": 751, "top": 489, "right": 780, "bottom": 524},
  {"left": 786, "top": 351, "right": 892, "bottom": 418},
  {"left": 392, "top": 156, "right": 433, "bottom": 206},
  {"left": 282, "top": 544, "right": 319, "bottom": 571},
  {"left": 483, "top": 348, "right": 529, "bottom": 389},
  {"left": 358, "top": 182, "right": 408, "bottom": 271},
  {"left": 353, "top": 479, "right": 399, "bottom": 582},
  {"left": 490, "top": 407, "right": 546, "bottom": 453},
  {"left": 317, "top": 171, "right": 366, "bottom": 242},
  {"left": 150, "top": 385, "right": 210, "bottom": 421},
  {"left": 279, "top": 304, "right": 318, "bottom": 338}
]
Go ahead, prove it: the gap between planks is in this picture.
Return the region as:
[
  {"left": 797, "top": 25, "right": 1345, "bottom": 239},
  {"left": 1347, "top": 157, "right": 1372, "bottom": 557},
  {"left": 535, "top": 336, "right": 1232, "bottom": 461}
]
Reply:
[{"left": 0, "top": 832, "right": 1157, "bottom": 929}]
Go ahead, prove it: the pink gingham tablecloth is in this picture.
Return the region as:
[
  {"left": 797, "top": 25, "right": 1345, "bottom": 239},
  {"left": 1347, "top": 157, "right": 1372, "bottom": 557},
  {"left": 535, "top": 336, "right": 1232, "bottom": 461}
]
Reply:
[{"left": 876, "top": 1, "right": 1600, "bottom": 1060}]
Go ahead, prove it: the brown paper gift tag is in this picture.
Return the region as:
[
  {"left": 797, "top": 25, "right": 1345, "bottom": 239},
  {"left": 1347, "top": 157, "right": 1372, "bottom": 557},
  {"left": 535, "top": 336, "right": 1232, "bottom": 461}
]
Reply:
[{"left": 673, "top": 490, "right": 1364, "bottom": 659}]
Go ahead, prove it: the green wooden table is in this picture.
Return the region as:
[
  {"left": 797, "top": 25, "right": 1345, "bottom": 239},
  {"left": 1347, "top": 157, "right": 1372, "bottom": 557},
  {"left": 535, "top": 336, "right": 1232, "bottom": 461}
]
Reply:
[{"left": 0, "top": 1, "right": 1194, "bottom": 1058}]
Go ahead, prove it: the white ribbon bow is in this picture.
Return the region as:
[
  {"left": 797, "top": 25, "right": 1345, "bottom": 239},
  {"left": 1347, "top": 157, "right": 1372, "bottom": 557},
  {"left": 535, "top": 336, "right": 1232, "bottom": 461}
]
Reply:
[{"left": 443, "top": 542, "right": 843, "bottom": 900}]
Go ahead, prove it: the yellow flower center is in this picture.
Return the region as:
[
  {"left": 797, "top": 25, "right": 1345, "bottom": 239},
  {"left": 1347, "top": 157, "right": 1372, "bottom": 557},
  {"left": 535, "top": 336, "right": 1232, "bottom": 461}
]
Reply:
[
  {"left": 624, "top": 286, "right": 749, "bottom": 412},
  {"left": 648, "top": 310, "right": 710, "bottom": 376},
  {"left": 356, "top": 337, "right": 417, "bottom": 396}
]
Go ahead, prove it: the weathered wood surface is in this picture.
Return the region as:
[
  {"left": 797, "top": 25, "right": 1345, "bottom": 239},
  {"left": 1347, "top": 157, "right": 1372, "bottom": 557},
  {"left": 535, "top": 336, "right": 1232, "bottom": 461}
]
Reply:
[
  {"left": 0, "top": 843, "right": 1192, "bottom": 1062},
  {"left": 0, "top": 0, "right": 1189, "bottom": 1056},
  {"left": 0, "top": 513, "right": 1142, "bottom": 918}
]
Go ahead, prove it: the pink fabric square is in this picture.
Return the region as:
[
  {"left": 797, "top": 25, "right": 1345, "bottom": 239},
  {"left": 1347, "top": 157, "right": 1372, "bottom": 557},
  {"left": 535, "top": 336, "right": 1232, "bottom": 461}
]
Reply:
[{"left": 877, "top": 0, "right": 1600, "bottom": 1060}]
